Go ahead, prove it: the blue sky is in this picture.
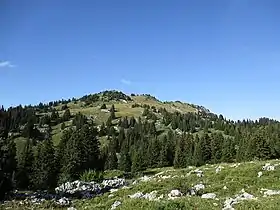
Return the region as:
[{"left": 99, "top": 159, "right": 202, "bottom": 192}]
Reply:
[{"left": 1, "top": 0, "right": 280, "bottom": 121}]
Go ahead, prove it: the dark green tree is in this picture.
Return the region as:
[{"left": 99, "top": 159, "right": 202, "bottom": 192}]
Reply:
[
  {"left": 118, "top": 143, "right": 131, "bottom": 172},
  {"left": 100, "top": 104, "right": 107, "bottom": 109},
  {"left": 16, "top": 138, "right": 34, "bottom": 189},
  {"left": 61, "top": 122, "right": 66, "bottom": 130},
  {"left": 105, "top": 138, "right": 118, "bottom": 170},
  {"left": 193, "top": 135, "right": 204, "bottom": 167},
  {"left": 62, "top": 109, "right": 71, "bottom": 121},
  {"left": 0, "top": 137, "right": 17, "bottom": 200},
  {"left": 32, "top": 139, "right": 57, "bottom": 190},
  {"left": 110, "top": 105, "right": 116, "bottom": 119}
]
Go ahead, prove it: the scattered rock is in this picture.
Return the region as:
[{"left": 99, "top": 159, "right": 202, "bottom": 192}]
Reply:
[
  {"left": 110, "top": 189, "right": 119, "bottom": 193},
  {"left": 257, "top": 171, "right": 263, "bottom": 178},
  {"left": 263, "top": 189, "right": 280, "bottom": 197},
  {"left": 108, "top": 194, "right": 114, "bottom": 198},
  {"left": 216, "top": 166, "right": 224, "bottom": 173},
  {"left": 222, "top": 189, "right": 255, "bottom": 210},
  {"left": 55, "top": 197, "right": 71, "bottom": 206},
  {"left": 193, "top": 169, "right": 204, "bottom": 177},
  {"left": 194, "top": 184, "right": 205, "bottom": 191},
  {"left": 128, "top": 191, "right": 161, "bottom": 201},
  {"left": 132, "top": 180, "right": 138, "bottom": 185},
  {"left": 142, "top": 191, "right": 158, "bottom": 201},
  {"left": 129, "top": 192, "right": 144, "bottom": 199},
  {"left": 223, "top": 186, "right": 228, "bottom": 190},
  {"left": 67, "top": 207, "right": 77, "bottom": 210},
  {"left": 168, "top": 189, "right": 182, "bottom": 200},
  {"left": 139, "top": 176, "right": 152, "bottom": 182},
  {"left": 262, "top": 163, "right": 275, "bottom": 171},
  {"left": 102, "top": 178, "right": 126, "bottom": 189},
  {"left": 230, "top": 163, "right": 241, "bottom": 168},
  {"left": 201, "top": 193, "right": 216, "bottom": 199},
  {"left": 55, "top": 178, "right": 126, "bottom": 198},
  {"left": 111, "top": 201, "right": 122, "bottom": 210}
]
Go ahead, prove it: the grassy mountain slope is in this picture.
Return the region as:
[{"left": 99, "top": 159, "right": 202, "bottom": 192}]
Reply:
[
  {"left": 41, "top": 92, "right": 200, "bottom": 146},
  {"left": 4, "top": 159, "right": 280, "bottom": 209}
]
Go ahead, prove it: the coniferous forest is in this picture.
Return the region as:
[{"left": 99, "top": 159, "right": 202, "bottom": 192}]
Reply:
[{"left": 1, "top": 90, "right": 280, "bottom": 200}]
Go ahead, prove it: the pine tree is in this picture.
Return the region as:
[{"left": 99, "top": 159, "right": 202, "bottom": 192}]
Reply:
[
  {"left": 105, "top": 137, "right": 118, "bottom": 170},
  {"left": 193, "top": 135, "right": 204, "bottom": 167},
  {"left": 99, "top": 122, "right": 106, "bottom": 136},
  {"left": 62, "top": 109, "right": 71, "bottom": 121},
  {"left": 110, "top": 105, "right": 116, "bottom": 119},
  {"left": 118, "top": 140, "right": 131, "bottom": 172},
  {"left": 159, "top": 141, "right": 169, "bottom": 167},
  {"left": 0, "top": 137, "right": 17, "bottom": 200},
  {"left": 131, "top": 146, "right": 146, "bottom": 173},
  {"left": 147, "top": 138, "right": 161, "bottom": 167},
  {"left": 118, "top": 128, "right": 125, "bottom": 151},
  {"left": 129, "top": 117, "right": 136, "bottom": 127},
  {"left": 255, "top": 130, "right": 271, "bottom": 160},
  {"left": 59, "top": 125, "right": 100, "bottom": 182},
  {"left": 201, "top": 133, "right": 212, "bottom": 163},
  {"left": 100, "top": 104, "right": 107, "bottom": 109},
  {"left": 185, "top": 134, "right": 194, "bottom": 166},
  {"left": 61, "top": 122, "right": 66, "bottom": 130},
  {"left": 236, "top": 132, "right": 246, "bottom": 162},
  {"left": 32, "top": 139, "right": 57, "bottom": 190},
  {"left": 221, "top": 137, "right": 234, "bottom": 163},
  {"left": 16, "top": 138, "right": 34, "bottom": 189},
  {"left": 106, "top": 116, "right": 112, "bottom": 127},
  {"left": 210, "top": 133, "right": 223, "bottom": 163},
  {"left": 173, "top": 135, "right": 186, "bottom": 168},
  {"left": 121, "top": 117, "right": 129, "bottom": 128}
]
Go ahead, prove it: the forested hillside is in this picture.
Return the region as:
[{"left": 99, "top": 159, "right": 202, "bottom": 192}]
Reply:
[{"left": 1, "top": 90, "right": 280, "bottom": 203}]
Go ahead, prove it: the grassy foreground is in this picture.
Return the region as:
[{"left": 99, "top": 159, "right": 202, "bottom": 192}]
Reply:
[
  {"left": 3, "top": 159, "right": 280, "bottom": 210},
  {"left": 73, "top": 160, "right": 280, "bottom": 210}
]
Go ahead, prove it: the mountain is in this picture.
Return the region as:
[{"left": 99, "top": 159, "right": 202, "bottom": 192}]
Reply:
[{"left": 1, "top": 90, "right": 280, "bottom": 209}]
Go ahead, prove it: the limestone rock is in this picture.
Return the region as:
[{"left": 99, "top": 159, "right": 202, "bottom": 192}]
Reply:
[
  {"left": 111, "top": 201, "right": 122, "bottom": 210},
  {"left": 168, "top": 189, "right": 182, "bottom": 199},
  {"left": 201, "top": 193, "right": 216, "bottom": 199}
]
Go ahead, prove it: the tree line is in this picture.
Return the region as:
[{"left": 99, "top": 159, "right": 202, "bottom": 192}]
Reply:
[{"left": 1, "top": 101, "right": 280, "bottom": 201}]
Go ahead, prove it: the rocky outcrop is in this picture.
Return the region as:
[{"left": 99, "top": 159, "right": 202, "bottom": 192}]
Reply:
[
  {"left": 55, "top": 178, "right": 126, "bottom": 198},
  {"left": 222, "top": 189, "right": 255, "bottom": 210},
  {"left": 168, "top": 190, "right": 183, "bottom": 200},
  {"left": 201, "top": 193, "right": 216, "bottom": 199},
  {"left": 111, "top": 200, "right": 122, "bottom": 209}
]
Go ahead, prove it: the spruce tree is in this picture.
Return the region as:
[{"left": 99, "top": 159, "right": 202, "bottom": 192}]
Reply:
[
  {"left": 193, "top": 135, "right": 204, "bottom": 167},
  {"left": 16, "top": 138, "right": 34, "bottom": 189},
  {"left": 147, "top": 138, "right": 161, "bottom": 167},
  {"left": 201, "top": 133, "right": 212, "bottom": 163},
  {"left": 185, "top": 134, "right": 194, "bottom": 166},
  {"left": 99, "top": 122, "right": 107, "bottom": 136},
  {"left": 131, "top": 146, "right": 146, "bottom": 173},
  {"left": 159, "top": 141, "right": 169, "bottom": 167},
  {"left": 62, "top": 108, "right": 71, "bottom": 121},
  {"left": 221, "top": 137, "right": 234, "bottom": 163},
  {"left": 173, "top": 135, "right": 186, "bottom": 168},
  {"left": 210, "top": 133, "right": 223, "bottom": 163},
  {"left": 110, "top": 105, "right": 116, "bottom": 119},
  {"left": 105, "top": 137, "right": 118, "bottom": 170},
  {"left": 118, "top": 141, "right": 132, "bottom": 172},
  {"left": 32, "top": 139, "right": 57, "bottom": 190},
  {"left": 0, "top": 137, "right": 17, "bottom": 200},
  {"left": 255, "top": 130, "right": 271, "bottom": 160},
  {"left": 61, "top": 122, "right": 66, "bottom": 130}
]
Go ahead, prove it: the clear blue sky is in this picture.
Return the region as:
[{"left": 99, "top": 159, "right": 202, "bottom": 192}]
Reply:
[{"left": 1, "top": 0, "right": 280, "bottom": 121}]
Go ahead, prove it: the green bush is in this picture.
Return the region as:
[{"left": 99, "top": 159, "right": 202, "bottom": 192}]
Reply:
[
  {"left": 103, "top": 170, "right": 125, "bottom": 179},
  {"left": 80, "top": 170, "right": 104, "bottom": 183}
]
